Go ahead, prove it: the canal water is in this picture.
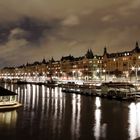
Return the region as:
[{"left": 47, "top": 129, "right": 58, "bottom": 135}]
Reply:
[{"left": 0, "top": 83, "right": 140, "bottom": 140}]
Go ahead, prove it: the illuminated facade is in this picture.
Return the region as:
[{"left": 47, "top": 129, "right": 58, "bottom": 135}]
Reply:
[
  {"left": 103, "top": 42, "right": 140, "bottom": 80},
  {"left": 0, "top": 42, "right": 140, "bottom": 81}
]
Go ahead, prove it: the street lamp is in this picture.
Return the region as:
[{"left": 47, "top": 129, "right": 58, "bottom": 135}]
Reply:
[
  {"left": 72, "top": 70, "right": 75, "bottom": 80},
  {"left": 96, "top": 69, "right": 100, "bottom": 81},
  {"left": 103, "top": 69, "right": 106, "bottom": 82},
  {"left": 131, "top": 66, "right": 140, "bottom": 83}
]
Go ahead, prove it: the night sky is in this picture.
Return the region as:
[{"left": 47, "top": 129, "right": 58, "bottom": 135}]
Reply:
[{"left": 0, "top": 0, "right": 140, "bottom": 67}]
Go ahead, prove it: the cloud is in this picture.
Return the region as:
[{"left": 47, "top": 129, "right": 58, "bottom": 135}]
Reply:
[
  {"left": 101, "top": 15, "right": 114, "bottom": 22},
  {"left": 0, "top": 0, "right": 128, "bottom": 23},
  {"left": 62, "top": 15, "right": 80, "bottom": 26},
  {"left": 0, "top": 0, "right": 140, "bottom": 67},
  {"left": 9, "top": 28, "right": 28, "bottom": 40},
  {"left": 117, "top": 0, "right": 140, "bottom": 16}
]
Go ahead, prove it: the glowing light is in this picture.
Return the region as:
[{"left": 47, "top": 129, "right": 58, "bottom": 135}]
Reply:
[
  {"left": 71, "top": 94, "right": 81, "bottom": 139},
  {"left": 94, "top": 109, "right": 101, "bottom": 140},
  {"left": 95, "top": 97, "right": 101, "bottom": 108},
  {"left": 32, "top": 85, "right": 36, "bottom": 109},
  {"left": 0, "top": 110, "right": 17, "bottom": 128},
  {"left": 128, "top": 103, "right": 140, "bottom": 140},
  {"left": 71, "top": 94, "right": 77, "bottom": 136},
  {"left": 131, "top": 67, "right": 135, "bottom": 71},
  {"left": 36, "top": 85, "right": 39, "bottom": 108},
  {"left": 97, "top": 69, "right": 100, "bottom": 73}
]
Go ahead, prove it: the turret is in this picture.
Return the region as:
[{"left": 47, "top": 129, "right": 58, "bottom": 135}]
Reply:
[
  {"left": 85, "top": 49, "right": 94, "bottom": 59},
  {"left": 51, "top": 57, "right": 55, "bottom": 62},
  {"left": 103, "top": 46, "right": 108, "bottom": 56},
  {"left": 42, "top": 58, "right": 46, "bottom": 64},
  {"left": 134, "top": 41, "right": 140, "bottom": 53},
  {"left": 135, "top": 41, "right": 139, "bottom": 49}
]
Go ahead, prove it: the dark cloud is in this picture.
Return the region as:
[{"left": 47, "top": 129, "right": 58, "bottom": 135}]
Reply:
[
  {"left": 0, "top": 17, "right": 56, "bottom": 44},
  {"left": 0, "top": 0, "right": 140, "bottom": 67}
]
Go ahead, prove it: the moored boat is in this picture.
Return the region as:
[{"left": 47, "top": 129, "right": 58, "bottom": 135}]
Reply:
[
  {"left": 0, "top": 86, "right": 22, "bottom": 111},
  {"left": 101, "top": 82, "right": 137, "bottom": 101}
]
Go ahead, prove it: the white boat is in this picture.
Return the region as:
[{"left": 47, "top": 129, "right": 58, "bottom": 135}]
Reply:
[{"left": 0, "top": 86, "right": 22, "bottom": 111}]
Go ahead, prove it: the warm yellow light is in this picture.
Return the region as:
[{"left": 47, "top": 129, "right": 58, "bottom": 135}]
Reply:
[
  {"left": 97, "top": 69, "right": 100, "bottom": 73},
  {"left": 131, "top": 67, "right": 135, "bottom": 71}
]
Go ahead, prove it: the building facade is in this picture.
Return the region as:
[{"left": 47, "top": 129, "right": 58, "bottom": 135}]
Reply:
[{"left": 0, "top": 42, "right": 140, "bottom": 82}]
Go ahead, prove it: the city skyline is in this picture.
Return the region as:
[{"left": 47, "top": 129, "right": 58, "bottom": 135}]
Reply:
[
  {"left": 1, "top": 41, "right": 139, "bottom": 69},
  {"left": 0, "top": 0, "right": 140, "bottom": 67}
]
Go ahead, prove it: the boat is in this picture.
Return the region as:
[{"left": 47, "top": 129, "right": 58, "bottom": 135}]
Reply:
[
  {"left": 101, "top": 82, "right": 137, "bottom": 101},
  {"left": 0, "top": 86, "right": 22, "bottom": 111}
]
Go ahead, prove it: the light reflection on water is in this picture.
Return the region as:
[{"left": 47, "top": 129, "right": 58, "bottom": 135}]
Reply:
[
  {"left": 1, "top": 83, "right": 140, "bottom": 140},
  {"left": 94, "top": 97, "right": 101, "bottom": 140},
  {"left": 128, "top": 102, "right": 140, "bottom": 140},
  {"left": 71, "top": 94, "right": 81, "bottom": 140},
  {"left": 0, "top": 110, "right": 17, "bottom": 128},
  {"left": 94, "top": 97, "right": 107, "bottom": 139}
]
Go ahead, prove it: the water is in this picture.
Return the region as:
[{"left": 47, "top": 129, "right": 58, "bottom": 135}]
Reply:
[{"left": 0, "top": 83, "right": 140, "bottom": 140}]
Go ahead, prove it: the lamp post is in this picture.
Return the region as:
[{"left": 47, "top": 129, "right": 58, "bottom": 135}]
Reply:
[
  {"left": 72, "top": 70, "right": 75, "bottom": 80},
  {"left": 103, "top": 69, "right": 106, "bottom": 82},
  {"left": 96, "top": 69, "right": 101, "bottom": 82},
  {"left": 131, "top": 66, "right": 140, "bottom": 83}
]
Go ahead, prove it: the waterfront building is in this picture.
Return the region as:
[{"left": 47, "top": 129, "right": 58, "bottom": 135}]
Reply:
[
  {"left": 0, "top": 42, "right": 140, "bottom": 82},
  {"left": 60, "top": 50, "right": 102, "bottom": 81},
  {"left": 103, "top": 42, "right": 140, "bottom": 81}
]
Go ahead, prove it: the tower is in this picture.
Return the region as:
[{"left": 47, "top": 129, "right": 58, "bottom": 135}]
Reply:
[{"left": 103, "top": 47, "right": 107, "bottom": 56}]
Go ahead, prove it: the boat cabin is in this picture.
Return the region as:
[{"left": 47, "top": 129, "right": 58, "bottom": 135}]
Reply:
[{"left": 0, "top": 86, "right": 21, "bottom": 110}]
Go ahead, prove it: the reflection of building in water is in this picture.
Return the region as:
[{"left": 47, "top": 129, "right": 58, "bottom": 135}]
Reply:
[
  {"left": 51, "top": 87, "right": 66, "bottom": 137},
  {"left": 94, "top": 97, "right": 101, "bottom": 140},
  {"left": 71, "top": 94, "right": 81, "bottom": 140},
  {"left": 2, "top": 83, "right": 67, "bottom": 139},
  {"left": 129, "top": 102, "right": 140, "bottom": 140},
  {"left": 0, "top": 110, "right": 17, "bottom": 128},
  {"left": 94, "top": 97, "right": 107, "bottom": 139},
  {"left": 8, "top": 84, "right": 66, "bottom": 138}
]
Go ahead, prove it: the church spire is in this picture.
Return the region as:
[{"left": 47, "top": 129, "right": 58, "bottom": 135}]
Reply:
[
  {"left": 134, "top": 41, "right": 140, "bottom": 52},
  {"left": 85, "top": 49, "right": 94, "bottom": 59},
  {"left": 135, "top": 41, "right": 139, "bottom": 48},
  {"left": 103, "top": 46, "right": 107, "bottom": 55}
]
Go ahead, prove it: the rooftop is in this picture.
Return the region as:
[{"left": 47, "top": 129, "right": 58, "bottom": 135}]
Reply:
[{"left": 0, "top": 86, "right": 17, "bottom": 96}]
